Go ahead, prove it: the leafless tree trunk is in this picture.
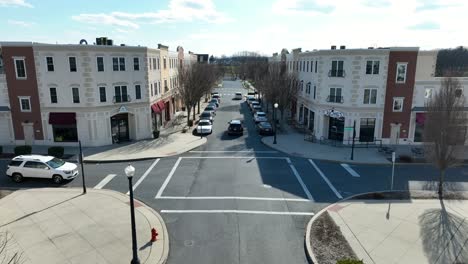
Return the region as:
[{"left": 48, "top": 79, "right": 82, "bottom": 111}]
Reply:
[
  {"left": 177, "top": 63, "right": 221, "bottom": 126},
  {"left": 0, "top": 232, "right": 24, "bottom": 264},
  {"left": 424, "top": 77, "right": 467, "bottom": 198}
]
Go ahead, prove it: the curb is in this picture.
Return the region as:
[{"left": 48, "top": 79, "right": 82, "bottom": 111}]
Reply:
[
  {"left": 1, "top": 188, "right": 170, "bottom": 264},
  {"left": 304, "top": 189, "right": 445, "bottom": 263},
  {"left": 83, "top": 137, "right": 207, "bottom": 163},
  {"left": 260, "top": 137, "right": 396, "bottom": 165}
]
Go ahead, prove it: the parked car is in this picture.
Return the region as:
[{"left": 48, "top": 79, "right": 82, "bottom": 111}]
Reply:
[
  {"left": 250, "top": 101, "right": 260, "bottom": 110},
  {"left": 199, "top": 111, "right": 214, "bottom": 123},
  {"left": 247, "top": 92, "right": 257, "bottom": 99},
  {"left": 6, "top": 155, "right": 79, "bottom": 183},
  {"left": 204, "top": 105, "right": 216, "bottom": 115},
  {"left": 227, "top": 119, "right": 244, "bottom": 135},
  {"left": 254, "top": 112, "right": 268, "bottom": 123},
  {"left": 234, "top": 92, "right": 243, "bottom": 100},
  {"left": 252, "top": 104, "right": 263, "bottom": 114},
  {"left": 246, "top": 96, "right": 256, "bottom": 105},
  {"left": 209, "top": 99, "right": 219, "bottom": 107},
  {"left": 212, "top": 94, "right": 221, "bottom": 103},
  {"left": 197, "top": 120, "right": 213, "bottom": 134},
  {"left": 256, "top": 121, "right": 274, "bottom": 135},
  {"left": 211, "top": 92, "right": 219, "bottom": 96}
]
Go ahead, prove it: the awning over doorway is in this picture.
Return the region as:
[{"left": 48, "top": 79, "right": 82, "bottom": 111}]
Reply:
[
  {"left": 324, "top": 109, "right": 344, "bottom": 120},
  {"left": 151, "top": 103, "right": 162, "bottom": 113},
  {"left": 157, "top": 100, "right": 166, "bottom": 110},
  {"left": 49, "top": 112, "right": 76, "bottom": 125}
]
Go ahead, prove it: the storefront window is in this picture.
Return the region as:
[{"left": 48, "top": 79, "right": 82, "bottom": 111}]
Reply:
[
  {"left": 53, "top": 124, "right": 78, "bottom": 142},
  {"left": 298, "top": 105, "right": 304, "bottom": 123},
  {"left": 308, "top": 111, "right": 314, "bottom": 131},
  {"left": 359, "top": 118, "right": 375, "bottom": 142}
]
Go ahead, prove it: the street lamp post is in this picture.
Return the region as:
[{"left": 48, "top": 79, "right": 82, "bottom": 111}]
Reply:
[
  {"left": 125, "top": 164, "right": 140, "bottom": 264},
  {"left": 390, "top": 152, "right": 396, "bottom": 190},
  {"left": 273, "top": 103, "right": 279, "bottom": 144},
  {"left": 78, "top": 140, "right": 86, "bottom": 194}
]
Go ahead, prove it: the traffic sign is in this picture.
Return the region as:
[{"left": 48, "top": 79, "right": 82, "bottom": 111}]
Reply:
[{"left": 344, "top": 127, "right": 353, "bottom": 131}]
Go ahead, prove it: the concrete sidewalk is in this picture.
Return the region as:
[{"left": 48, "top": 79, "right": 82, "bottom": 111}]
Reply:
[
  {"left": 315, "top": 198, "right": 468, "bottom": 264},
  {"left": 0, "top": 188, "right": 169, "bottom": 264},
  {"left": 261, "top": 132, "right": 390, "bottom": 164}
]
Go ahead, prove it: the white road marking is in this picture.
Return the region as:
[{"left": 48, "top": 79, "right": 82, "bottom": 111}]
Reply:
[
  {"left": 94, "top": 174, "right": 117, "bottom": 189},
  {"left": 309, "top": 159, "right": 343, "bottom": 199},
  {"left": 157, "top": 196, "right": 310, "bottom": 202},
  {"left": 160, "top": 209, "right": 315, "bottom": 216},
  {"left": 182, "top": 156, "right": 286, "bottom": 159},
  {"left": 341, "top": 163, "right": 360, "bottom": 177},
  {"left": 285, "top": 158, "right": 314, "bottom": 201},
  {"left": 189, "top": 150, "right": 278, "bottom": 153},
  {"left": 126, "top": 158, "right": 160, "bottom": 195},
  {"left": 155, "top": 157, "right": 182, "bottom": 198}
]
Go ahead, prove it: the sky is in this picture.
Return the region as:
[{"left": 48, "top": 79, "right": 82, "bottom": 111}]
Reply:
[{"left": 0, "top": 0, "right": 467, "bottom": 56}]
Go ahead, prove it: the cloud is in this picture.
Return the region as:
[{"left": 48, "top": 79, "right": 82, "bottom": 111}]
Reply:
[
  {"left": 415, "top": 0, "right": 458, "bottom": 12},
  {"left": 408, "top": 21, "right": 440, "bottom": 30},
  {"left": 7, "top": 19, "right": 35, "bottom": 27},
  {"left": 0, "top": 0, "right": 33, "bottom": 8},
  {"left": 272, "top": 0, "right": 335, "bottom": 15},
  {"left": 72, "top": 0, "right": 232, "bottom": 29},
  {"left": 72, "top": 14, "right": 140, "bottom": 29},
  {"left": 362, "top": 0, "right": 391, "bottom": 8}
]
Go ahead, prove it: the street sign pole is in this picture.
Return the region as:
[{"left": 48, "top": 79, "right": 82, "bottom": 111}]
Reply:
[
  {"left": 391, "top": 152, "right": 396, "bottom": 190},
  {"left": 350, "top": 120, "right": 356, "bottom": 160},
  {"left": 79, "top": 140, "right": 87, "bottom": 194}
]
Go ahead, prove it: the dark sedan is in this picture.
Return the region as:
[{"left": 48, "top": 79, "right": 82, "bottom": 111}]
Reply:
[{"left": 256, "top": 121, "right": 274, "bottom": 135}]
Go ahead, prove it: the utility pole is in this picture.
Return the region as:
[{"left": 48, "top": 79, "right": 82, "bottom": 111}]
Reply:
[
  {"left": 350, "top": 120, "right": 356, "bottom": 160},
  {"left": 391, "top": 152, "right": 396, "bottom": 190}
]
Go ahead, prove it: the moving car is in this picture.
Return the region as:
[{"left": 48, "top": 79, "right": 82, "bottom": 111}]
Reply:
[
  {"left": 197, "top": 120, "right": 213, "bottom": 134},
  {"left": 199, "top": 111, "right": 214, "bottom": 123},
  {"left": 256, "top": 121, "right": 274, "bottom": 135},
  {"left": 234, "top": 92, "right": 243, "bottom": 100},
  {"left": 227, "top": 119, "right": 244, "bottom": 135},
  {"left": 254, "top": 112, "right": 268, "bottom": 123},
  {"left": 6, "top": 155, "right": 79, "bottom": 183}
]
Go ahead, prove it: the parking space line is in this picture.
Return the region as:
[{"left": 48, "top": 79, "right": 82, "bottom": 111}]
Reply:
[
  {"left": 155, "top": 157, "right": 182, "bottom": 198},
  {"left": 126, "top": 158, "right": 160, "bottom": 195},
  {"left": 157, "top": 196, "right": 310, "bottom": 202},
  {"left": 94, "top": 174, "right": 117, "bottom": 189},
  {"left": 341, "top": 163, "right": 360, "bottom": 177},
  {"left": 309, "top": 159, "right": 343, "bottom": 199},
  {"left": 286, "top": 158, "right": 314, "bottom": 201},
  {"left": 160, "top": 209, "right": 315, "bottom": 216}
]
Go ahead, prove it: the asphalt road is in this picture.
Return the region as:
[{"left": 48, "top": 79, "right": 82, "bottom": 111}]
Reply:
[{"left": 2, "top": 80, "right": 468, "bottom": 263}]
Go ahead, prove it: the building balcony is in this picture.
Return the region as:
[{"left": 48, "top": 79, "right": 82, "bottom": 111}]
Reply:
[
  {"left": 328, "top": 70, "right": 345, "bottom": 77},
  {"left": 113, "top": 95, "right": 132, "bottom": 103},
  {"left": 326, "top": 95, "right": 344, "bottom": 103}
]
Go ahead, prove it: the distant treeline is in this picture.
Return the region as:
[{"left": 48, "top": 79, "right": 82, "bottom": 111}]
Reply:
[
  {"left": 435, "top": 46, "right": 468, "bottom": 77},
  {"left": 210, "top": 51, "right": 268, "bottom": 65}
]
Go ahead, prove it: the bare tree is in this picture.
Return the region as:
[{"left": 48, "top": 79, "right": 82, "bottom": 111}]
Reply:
[
  {"left": 0, "top": 232, "right": 24, "bottom": 264},
  {"left": 424, "top": 77, "right": 467, "bottom": 197},
  {"left": 177, "top": 63, "right": 220, "bottom": 126}
]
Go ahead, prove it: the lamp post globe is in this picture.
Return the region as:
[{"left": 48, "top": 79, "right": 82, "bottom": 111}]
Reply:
[
  {"left": 125, "top": 164, "right": 135, "bottom": 178},
  {"left": 274, "top": 103, "right": 278, "bottom": 109}
]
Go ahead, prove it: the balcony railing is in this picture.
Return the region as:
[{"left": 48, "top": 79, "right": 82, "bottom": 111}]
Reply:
[
  {"left": 326, "top": 95, "right": 344, "bottom": 103},
  {"left": 328, "top": 70, "right": 345, "bottom": 77},
  {"left": 113, "top": 95, "right": 131, "bottom": 103}
]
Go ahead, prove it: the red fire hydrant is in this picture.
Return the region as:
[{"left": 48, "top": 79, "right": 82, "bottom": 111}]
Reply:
[{"left": 151, "top": 228, "right": 158, "bottom": 242}]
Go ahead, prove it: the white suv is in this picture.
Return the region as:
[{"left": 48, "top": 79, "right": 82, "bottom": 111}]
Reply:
[{"left": 6, "top": 155, "right": 79, "bottom": 184}]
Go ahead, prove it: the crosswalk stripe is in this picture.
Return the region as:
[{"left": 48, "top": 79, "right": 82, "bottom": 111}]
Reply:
[
  {"left": 94, "top": 174, "right": 117, "bottom": 189},
  {"left": 309, "top": 159, "right": 343, "bottom": 199},
  {"left": 341, "top": 163, "right": 360, "bottom": 177},
  {"left": 160, "top": 209, "right": 315, "bottom": 216},
  {"left": 126, "top": 158, "right": 160, "bottom": 195},
  {"left": 155, "top": 157, "right": 182, "bottom": 198}
]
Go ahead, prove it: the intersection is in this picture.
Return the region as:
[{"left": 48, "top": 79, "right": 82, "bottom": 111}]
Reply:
[{"left": 2, "top": 80, "right": 468, "bottom": 263}]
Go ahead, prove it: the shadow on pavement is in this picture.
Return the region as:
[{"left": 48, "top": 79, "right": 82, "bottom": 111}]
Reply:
[{"left": 419, "top": 199, "right": 468, "bottom": 263}]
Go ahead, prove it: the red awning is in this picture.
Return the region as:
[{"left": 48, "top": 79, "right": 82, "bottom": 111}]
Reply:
[
  {"left": 151, "top": 103, "right": 162, "bottom": 113},
  {"left": 49, "top": 112, "right": 76, "bottom": 125},
  {"left": 157, "top": 100, "right": 166, "bottom": 110}
]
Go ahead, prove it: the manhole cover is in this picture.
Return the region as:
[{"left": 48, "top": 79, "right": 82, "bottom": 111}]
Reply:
[
  {"left": 262, "top": 184, "right": 272, "bottom": 188},
  {"left": 184, "top": 240, "right": 194, "bottom": 247}
]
